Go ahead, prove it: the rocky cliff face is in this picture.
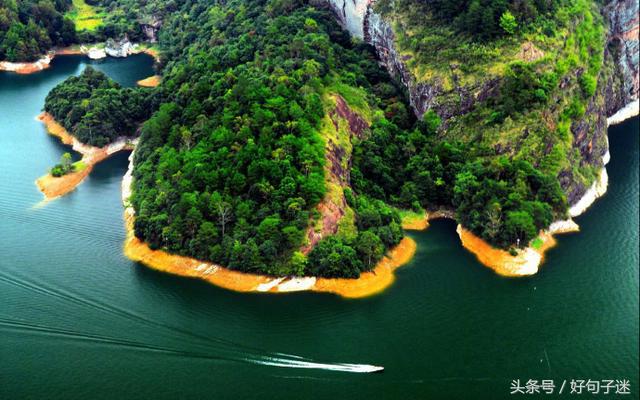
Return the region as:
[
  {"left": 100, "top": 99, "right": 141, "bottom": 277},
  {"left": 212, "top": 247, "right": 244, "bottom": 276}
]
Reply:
[
  {"left": 326, "top": 0, "right": 638, "bottom": 120},
  {"left": 325, "top": 0, "right": 500, "bottom": 119},
  {"left": 141, "top": 16, "right": 162, "bottom": 43},
  {"left": 301, "top": 95, "right": 368, "bottom": 254},
  {"left": 326, "top": 0, "right": 434, "bottom": 118},
  {"left": 563, "top": 0, "right": 639, "bottom": 205},
  {"left": 325, "top": 0, "right": 369, "bottom": 39},
  {"left": 324, "top": 0, "right": 639, "bottom": 209},
  {"left": 604, "top": 0, "right": 639, "bottom": 114}
]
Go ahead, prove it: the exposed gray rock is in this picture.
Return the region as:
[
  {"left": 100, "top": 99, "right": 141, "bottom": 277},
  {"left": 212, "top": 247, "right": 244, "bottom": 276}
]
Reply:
[
  {"left": 603, "top": 0, "right": 639, "bottom": 113},
  {"left": 325, "top": 0, "right": 500, "bottom": 119},
  {"left": 323, "top": 0, "right": 639, "bottom": 209},
  {"left": 325, "top": 0, "right": 368, "bottom": 39},
  {"left": 564, "top": 0, "right": 639, "bottom": 205},
  {"left": 141, "top": 15, "right": 162, "bottom": 43},
  {"left": 105, "top": 37, "right": 134, "bottom": 58}
]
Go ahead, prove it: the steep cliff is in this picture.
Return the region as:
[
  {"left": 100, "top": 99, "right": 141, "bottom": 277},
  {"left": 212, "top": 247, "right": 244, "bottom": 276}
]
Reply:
[
  {"left": 302, "top": 95, "right": 369, "bottom": 253},
  {"left": 604, "top": 0, "right": 639, "bottom": 114},
  {"left": 560, "top": 0, "right": 638, "bottom": 206},
  {"left": 326, "top": 0, "right": 638, "bottom": 120},
  {"left": 140, "top": 15, "right": 162, "bottom": 43},
  {"left": 325, "top": 0, "right": 639, "bottom": 211},
  {"left": 326, "top": 0, "right": 501, "bottom": 119}
]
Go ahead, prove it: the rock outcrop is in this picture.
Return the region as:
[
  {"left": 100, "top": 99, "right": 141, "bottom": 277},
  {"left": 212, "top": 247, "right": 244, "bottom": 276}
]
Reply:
[
  {"left": 105, "top": 37, "right": 135, "bottom": 58},
  {"left": 301, "top": 95, "right": 369, "bottom": 254},
  {"left": 563, "top": 0, "right": 638, "bottom": 209},
  {"left": 141, "top": 15, "right": 162, "bottom": 43},
  {"left": 325, "top": 0, "right": 501, "bottom": 119},
  {"left": 324, "top": 0, "right": 638, "bottom": 213},
  {"left": 604, "top": 0, "right": 640, "bottom": 111},
  {"left": 87, "top": 47, "right": 107, "bottom": 60}
]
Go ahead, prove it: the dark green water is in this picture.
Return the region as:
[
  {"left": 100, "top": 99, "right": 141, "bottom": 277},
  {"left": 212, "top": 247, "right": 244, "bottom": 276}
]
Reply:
[{"left": 1, "top": 55, "right": 638, "bottom": 399}]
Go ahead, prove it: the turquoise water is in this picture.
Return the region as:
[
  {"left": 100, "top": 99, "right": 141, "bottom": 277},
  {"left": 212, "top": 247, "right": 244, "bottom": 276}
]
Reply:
[{"left": 1, "top": 56, "right": 638, "bottom": 399}]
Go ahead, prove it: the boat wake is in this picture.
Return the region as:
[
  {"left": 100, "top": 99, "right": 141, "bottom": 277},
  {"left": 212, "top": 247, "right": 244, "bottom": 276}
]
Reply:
[
  {"left": 252, "top": 357, "right": 384, "bottom": 373},
  {"left": 0, "top": 271, "right": 383, "bottom": 374},
  {"left": 0, "top": 315, "right": 383, "bottom": 373}
]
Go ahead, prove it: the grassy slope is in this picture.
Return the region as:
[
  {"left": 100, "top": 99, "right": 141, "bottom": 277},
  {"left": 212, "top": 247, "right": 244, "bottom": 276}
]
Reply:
[
  {"left": 381, "top": 0, "right": 606, "bottom": 186},
  {"left": 66, "top": 0, "right": 105, "bottom": 31}
]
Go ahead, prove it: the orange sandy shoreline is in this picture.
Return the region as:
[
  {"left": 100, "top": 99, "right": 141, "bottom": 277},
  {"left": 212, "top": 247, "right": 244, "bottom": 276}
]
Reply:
[
  {"left": 36, "top": 113, "right": 135, "bottom": 200},
  {"left": 119, "top": 134, "right": 419, "bottom": 298},
  {"left": 457, "top": 221, "right": 578, "bottom": 277},
  {"left": 458, "top": 226, "right": 549, "bottom": 277},
  {"left": 401, "top": 215, "right": 429, "bottom": 230},
  {"left": 123, "top": 209, "right": 417, "bottom": 298},
  {"left": 137, "top": 75, "right": 161, "bottom": 87},
  {"left": 402, "top": 206, "right": 578, "bottom": 277}
]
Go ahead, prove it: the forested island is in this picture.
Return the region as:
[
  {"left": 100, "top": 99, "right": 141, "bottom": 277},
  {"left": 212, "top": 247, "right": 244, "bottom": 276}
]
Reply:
[{"left": 4, "top": 0, "right": 638, "bottom": 288}]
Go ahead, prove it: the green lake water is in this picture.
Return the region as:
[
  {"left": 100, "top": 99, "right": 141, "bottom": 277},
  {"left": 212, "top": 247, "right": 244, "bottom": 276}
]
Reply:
[{"left": 1, "top": 55, "right": 638, "bottom": 399}]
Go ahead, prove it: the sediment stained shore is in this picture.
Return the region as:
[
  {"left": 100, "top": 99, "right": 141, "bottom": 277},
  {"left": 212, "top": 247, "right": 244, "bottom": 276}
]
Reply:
[
  {"left": 36, "top": 113, "right": 135, "bottom": 200},
  {"left": 137, "top": 75, "right": 161, "bottom": 87},
  {"left": 457, "top": 226, "right": 554, "bottom": 277},
  {"left": 401, "top": 213, "right": 429, "bottom": 230},
  {"left": 122, "top": 151, "right": 417, "bottom": 298},
  {"left": 0, "top": 55, "right": 53, "bottom": 74}
]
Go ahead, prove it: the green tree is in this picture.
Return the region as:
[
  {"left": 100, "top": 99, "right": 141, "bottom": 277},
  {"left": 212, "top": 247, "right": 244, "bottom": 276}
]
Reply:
[
  {"left": 355, "top": 231, "right": 384, "bottom": 269},
  {"left": 505, "top": 211, "right": 537, "bottom": 246},
  {"left": 499, "top": 10, "right": 518, "bottom": 35}
]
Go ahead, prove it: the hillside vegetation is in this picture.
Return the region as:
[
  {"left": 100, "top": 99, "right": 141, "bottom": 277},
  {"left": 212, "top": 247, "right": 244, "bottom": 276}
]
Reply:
[
  {"left": 40, "top": 0, "right": 612, "bottom": 277},
  {"left": 359, "top": 0, "right": 609, "bottom": 245},
  {"left": 0, "top": 0, "right": 76, "bottom": 61},
  {"left": 65, "top": 0, "right": 104, "bottom": 31},
  {"left": 45, "top": 0, "right": 412, "bottom": 278}
]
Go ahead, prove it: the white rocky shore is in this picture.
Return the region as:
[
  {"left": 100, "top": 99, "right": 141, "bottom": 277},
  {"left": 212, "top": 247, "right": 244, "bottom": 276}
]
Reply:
[
  {"left": 121, "top": 145, "right": 138, "bottom": 217},
  {"left": 569, "top": 168, "right": 609, "bottom": 218},
  {"left": 82, "top": 39, "right": 151, "bottom": 60},
  {"left": 1, "top": 39, "right": 157, "bottom": 74},
  {"left": 607, "top": 99, "right": 640, "bottom": 126},
  {"left": 568, "top": 100, "right": 638, "bottom": 218},
  {"left": 548, "top": 219, "right": 580, "bottom": 234},
  {"left": 88, "top": 47, "right": 107, "bottom": 60},
  {"left": 0, "top": 54, "right": 52, "bottom": 73}
]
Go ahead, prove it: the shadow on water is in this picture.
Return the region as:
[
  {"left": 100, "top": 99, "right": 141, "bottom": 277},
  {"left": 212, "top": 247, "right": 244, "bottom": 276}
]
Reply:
[{"left": 88, "top": 151, "right": 132, "bottom": 180}]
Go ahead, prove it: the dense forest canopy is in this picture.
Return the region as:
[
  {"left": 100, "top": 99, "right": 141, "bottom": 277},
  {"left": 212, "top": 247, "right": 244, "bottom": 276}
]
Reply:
[
  {"left": 126, "top": 0, "right": 409, "bottom": 277},
  {"left": 351, "top": 122, "right": 566, "bottom": 248},
  {"left": 378, "top": 0, "right": 561, "bottom": 39},
  {"left": 430, "top": 0, "right": 560, "bottom": 38},
  {"left": 0, "top": 0, "right": 76, "bottom": 61},
  {"left": 44, "top": 67, "right": 154, "bottom": 146},
  {"left": 36, "top": 0, "right": 413, "bottom": 277},
  {"left": 37, "top": 0, "right": 612, "bottom": 277}
]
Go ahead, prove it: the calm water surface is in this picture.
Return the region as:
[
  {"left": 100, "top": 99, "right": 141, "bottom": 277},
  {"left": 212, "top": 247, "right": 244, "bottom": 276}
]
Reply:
[{"left": 1, "top": 55, "right": 638, "bottom": 399}]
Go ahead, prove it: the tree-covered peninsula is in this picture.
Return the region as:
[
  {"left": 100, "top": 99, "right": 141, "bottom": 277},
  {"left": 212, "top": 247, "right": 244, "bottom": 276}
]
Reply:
[
  {"left": 44, "top": 67, "right": 154, "bottom": 146},
  {"left": 35, "top": 0, "right": 635, "bottom": 278}
]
